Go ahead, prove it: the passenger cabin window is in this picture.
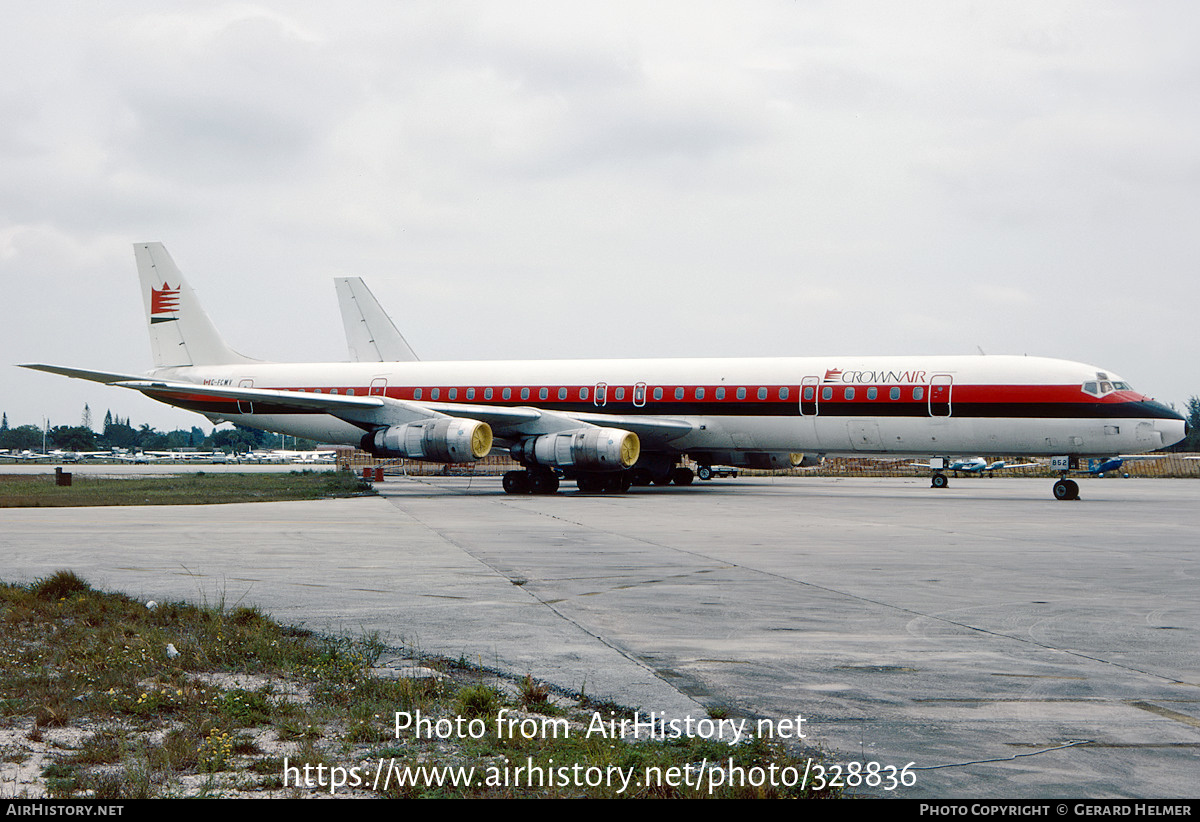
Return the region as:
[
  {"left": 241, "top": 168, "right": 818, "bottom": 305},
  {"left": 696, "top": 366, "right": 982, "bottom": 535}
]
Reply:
[
  {"left": 676, "top": 387, "right": 685, "bottom": 400},
  {"left": 467, "top": 388, "right": 475, "bottom": 400},
  {"left": 347, "top": 388, "right": 355, "bottom": 396},
  {"left": 653, "top": 387, "right": 663, "bottom": 400},
  {"left": 696, "top": 387, "right": 705, "bottom": 400},
  {"left": 580, "top": 387, "right": 589, "bottom": 400},
  {"left": 430, "top": 388, "right": 439, "bottom": 400},
  {"left": 802, "top": 387, "right": 814, "bottom": 401},
  {"left": 913, "top": 387, "right": 923, "bottom": 400},
  {"left": 502, "top": 388, "right": 511, "bottom": 400},
  {"left": 412, "top": 388, "right": 421, "bottom": 400},
  {"left": 736, "top": 387, "right": 746, "bottom": 400},
  {"left": 558, "top": 387, "right": 566, "bottom": 400},
  {"left": 867, "top": 387, "right": 877, "bottom": 400},
  {"left": 757, "top": 387, "right": 767, "bottom": 400},
  {"left": 539, "top": 388, "right": 548, "bottom": 400},
  {"left": 717, "top": 387, "right": 726, "bottom": 400},
  {"left": 889, "top": 387, "right": 900, "bottom": 400},
  {"left": 779, "top": 387, "right": 789, "bottom": 400},
  {"left": 844, "top": 387, "right": 855, "bottom": 400},
  {"left": 520, "top": 388, "right": 529, "bottom": 400},
  {"left": 484, "top": 388, "right": 493, "bottom": 400},
  {"left": 821, "top": 387, "right": 832, "bottom": 400},
  {"left": 614, "top": 387, "right": 626, "bottom": 400}
]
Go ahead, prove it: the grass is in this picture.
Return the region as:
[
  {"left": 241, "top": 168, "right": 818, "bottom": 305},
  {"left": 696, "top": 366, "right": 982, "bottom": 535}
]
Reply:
[
  {"left": 0, "top": 470, "right": 374, "bottom": 508},
  {"left": 0, "top": 573, "right": 842, "bottom": 799}
]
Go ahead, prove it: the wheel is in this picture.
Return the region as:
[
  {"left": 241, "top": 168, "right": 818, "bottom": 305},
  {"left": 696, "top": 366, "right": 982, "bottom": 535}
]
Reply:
[
  {"left": 671, "top": 467, "right": 694, "bottom": 486},
  {"left": 528, "top": 471, "right": 559, "bottom": 495},
  {"left": 931, "top": 473, "right": 948, "bottom": 489},
  {"left": 697, "top": 465, "right": 713, "bottom": 481},
  {"left": 576, "top": 474, "right": 603, "bottom": 493},
  {"left": 628, "top": 468, "right": 653, "bottom": 486},
  {"left": 502, "top": 471, "right": 531, "bottom": 495},
  {"left": 1053, "top": 479, "right": 1079, "bottom": 501},
  {"left": 604, "top": 472, "right": 632, "bottom": 493}
]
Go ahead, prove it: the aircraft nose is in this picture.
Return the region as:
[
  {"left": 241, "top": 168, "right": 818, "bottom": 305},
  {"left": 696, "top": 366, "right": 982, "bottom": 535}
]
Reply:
[{"left": 1159, "top": 418, "right": 1187, "bottom": 449}]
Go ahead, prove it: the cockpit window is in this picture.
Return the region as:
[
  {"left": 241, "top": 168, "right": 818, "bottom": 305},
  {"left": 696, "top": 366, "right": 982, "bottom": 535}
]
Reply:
[{"left": 1082, "top": 379, "right": 1131, "bottom": 398}]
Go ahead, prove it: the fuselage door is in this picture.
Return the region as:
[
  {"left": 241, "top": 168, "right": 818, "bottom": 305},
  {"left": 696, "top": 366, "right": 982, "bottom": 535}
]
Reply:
[
  {"left": 369, "top": 377, "right": 387, "bottom": 397},
  {"left": 800, "top": 376, "right": 820, "bottom": 416},
  {"left": 930, "top": 374, "right": 953, "bottom": 417},
  {"left": 633, "top": 382, "right": 647, "bottom": 407},
  {"left": 237, "top": 378, "right": 254, "bottom": 415},
  {"left": 594, "top": 382, "right": 607, "bottom": 408}
]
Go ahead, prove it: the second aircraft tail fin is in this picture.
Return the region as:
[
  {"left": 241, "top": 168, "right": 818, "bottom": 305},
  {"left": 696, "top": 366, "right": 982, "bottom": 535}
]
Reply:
[{"left": 335, "top": 276, "right": 420, "bottom": 363}]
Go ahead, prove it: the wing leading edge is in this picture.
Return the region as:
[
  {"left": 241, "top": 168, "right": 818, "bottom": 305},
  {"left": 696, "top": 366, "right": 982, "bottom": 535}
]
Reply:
[{"left": 18, "top": 363, "right": 694, "bottom": 446}]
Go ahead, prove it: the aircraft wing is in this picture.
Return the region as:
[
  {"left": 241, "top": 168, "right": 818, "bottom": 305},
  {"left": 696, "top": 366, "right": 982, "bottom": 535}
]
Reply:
[
  {"left": 24, "top": 365, "right": 696, "bottom": 445},
  {"left": 418, "top": 401, "right": 694, "bottom": 444}
]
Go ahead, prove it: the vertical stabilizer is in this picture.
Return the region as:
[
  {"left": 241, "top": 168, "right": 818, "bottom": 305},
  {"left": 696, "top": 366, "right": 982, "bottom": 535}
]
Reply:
[
  {"left": 135, "top": 243, "right": 256, "bottom": 367},
  {"left": 335, "top": 277, "right": 420, "bottom": 362}
]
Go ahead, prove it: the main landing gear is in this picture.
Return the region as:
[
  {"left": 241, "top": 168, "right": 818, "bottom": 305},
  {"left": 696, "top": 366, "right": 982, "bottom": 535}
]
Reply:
[
  {"left": 502, "top": 469, "right": 559, "bottom": 495},
  {"left": 501, "top": 466, "right": 696, "bottom": 495}
]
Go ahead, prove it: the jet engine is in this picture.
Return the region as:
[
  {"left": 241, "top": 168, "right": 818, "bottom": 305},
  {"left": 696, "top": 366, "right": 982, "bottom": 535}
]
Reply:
[
  {"left": 510, "top": 428, "right": 640, "bottom": 471},
  {"left": 361, "top": 418, "right": 492, "bottom": 462}
]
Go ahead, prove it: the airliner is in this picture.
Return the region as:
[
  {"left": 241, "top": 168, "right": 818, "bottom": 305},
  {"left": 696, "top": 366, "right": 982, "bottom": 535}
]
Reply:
[{"left": 20, "top": 243, "right": 1186, "bottom": 500}]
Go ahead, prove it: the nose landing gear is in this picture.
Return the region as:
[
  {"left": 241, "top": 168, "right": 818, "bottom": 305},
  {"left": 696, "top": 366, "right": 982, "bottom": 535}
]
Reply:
[{"left": 1053, "top": 478, "right": 1080, "bottom": 501}]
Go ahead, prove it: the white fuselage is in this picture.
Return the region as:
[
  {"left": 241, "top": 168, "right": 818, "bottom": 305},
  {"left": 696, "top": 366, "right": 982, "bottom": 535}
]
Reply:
[{"left": 149, "top": 354, "right": 1186, "bottom": 459}]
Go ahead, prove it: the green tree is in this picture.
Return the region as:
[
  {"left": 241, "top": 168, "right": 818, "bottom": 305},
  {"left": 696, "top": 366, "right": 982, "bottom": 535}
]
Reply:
[
  {"left": 50, "top": 426, "right": 95, "bottom": 451},
  {"left": 1, "top": 425, "right": 43, "bottom": 451},
  {"left": 1184, "top": 396, "right": 1200, "bottom": 452}
]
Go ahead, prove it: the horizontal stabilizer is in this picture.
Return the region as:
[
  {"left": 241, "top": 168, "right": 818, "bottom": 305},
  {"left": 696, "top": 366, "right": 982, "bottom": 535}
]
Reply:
[{"left": 19, "top": 363, "right": 149, "bottom": 384}]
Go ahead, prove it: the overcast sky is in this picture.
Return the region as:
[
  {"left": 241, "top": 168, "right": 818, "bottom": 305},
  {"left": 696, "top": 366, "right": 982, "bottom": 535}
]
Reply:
[{"left": 3, "top": 1, "right": 1197, "bottom": 434}]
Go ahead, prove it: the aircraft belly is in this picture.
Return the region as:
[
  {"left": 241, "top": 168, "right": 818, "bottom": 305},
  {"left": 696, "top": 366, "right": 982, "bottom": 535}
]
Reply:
[
  {"left": 677, "top": 416, "right": 819, "bottom": 453},
  {"left": 233, "top": 414, "right": 365, "bottom": 446}
]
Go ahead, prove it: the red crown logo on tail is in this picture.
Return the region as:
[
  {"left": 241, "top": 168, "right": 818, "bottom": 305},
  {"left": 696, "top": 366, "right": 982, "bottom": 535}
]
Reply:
[{"left": 150, "top": 283, "right": 180, "bottom": 322}]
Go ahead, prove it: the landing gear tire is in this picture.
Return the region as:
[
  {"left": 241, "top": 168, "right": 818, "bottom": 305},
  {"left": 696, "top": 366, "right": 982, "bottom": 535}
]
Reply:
[
  {"left": 604, "top": 472, "right": 633, "bottom": 493},
  {"left": 502, "top": 471, "right": 531, "bottom": 495},
  {"left": 576, "top": 474, "right": 604, "bottom": 493},
  {"left": 931, "top": 473, "right": 948, "bottom": 489},
  {"left": 671, "top": 467, "right": 694, "bottom": 486},
  {"left": 697, "top": 465, "right": 713, "bottom": 481},
  {"left": 1053, "top": 479, "right": 1080, "bottom": 501},
  {"left": 528, "top": 471, "right": 560, "bottom": 495}
]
